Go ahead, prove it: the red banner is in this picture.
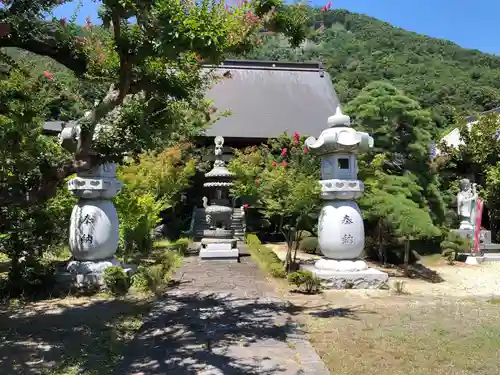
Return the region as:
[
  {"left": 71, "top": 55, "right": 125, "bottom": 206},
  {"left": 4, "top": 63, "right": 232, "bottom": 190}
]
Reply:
[{"left": 472, "top": 199, "right": 484, "bottom": 253}]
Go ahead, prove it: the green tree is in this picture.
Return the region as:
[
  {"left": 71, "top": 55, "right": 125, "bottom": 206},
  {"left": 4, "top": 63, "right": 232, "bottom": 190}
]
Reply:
[
  {"left": 360, "top": 156, "right": 440, "bottom": 271},
  {"left": 440, "top": 113, "right": 500, "bottom": 238},
  {"left": 0, "top": 0, "right": 310, "bottom": 206},
  {"left": 346, "top": 81, "right": 447, "bottom": 227},
  {"left": 0, "top": 66, "right": 76, "bottom": 295},
  {"left": 230, "top": 134, "right": 321, "bottom": 271}
]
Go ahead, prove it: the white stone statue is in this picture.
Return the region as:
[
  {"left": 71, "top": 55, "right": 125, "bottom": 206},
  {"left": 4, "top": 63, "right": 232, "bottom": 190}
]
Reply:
[{"left": 457, "top": 178, "right": 477, "bottom": 230}]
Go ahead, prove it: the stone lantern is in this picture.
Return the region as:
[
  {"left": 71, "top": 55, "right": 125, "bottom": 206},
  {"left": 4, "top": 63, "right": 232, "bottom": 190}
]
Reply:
[
  {"left": 199, "top": 136, "right": 239, "bottom": 261},
  {"left": 58, "top": 119, "right": 131, "bottom": 285},
  {"left": 303, "top": 106, "right": 388, "bottom": 289}
]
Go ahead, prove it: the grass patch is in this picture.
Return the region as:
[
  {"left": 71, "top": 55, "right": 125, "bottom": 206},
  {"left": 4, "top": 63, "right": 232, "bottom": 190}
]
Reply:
[
  {"left": 301, "top": 297, "right": 500, "bottom": 375},
  {"left": 245, "top": 234, "right": 286, "bottom": 278}
]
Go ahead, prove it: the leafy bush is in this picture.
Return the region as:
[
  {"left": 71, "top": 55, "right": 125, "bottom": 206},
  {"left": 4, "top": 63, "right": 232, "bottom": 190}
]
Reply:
[
  {"left": 115, "top": 190, "right": 167, "bottom": 260},
  {"left": 440, "top": 232, "right": 470, "bottom": 263},
  {"left": 115, "top": 147, "right": 196, "bottom": 260},
  {"left": 269, "top": 263, "right": 286, "bottom": 278},
  {"left": 7, "top": 256, "right": 55, "bottom": 298},
  {"left": 245, "top": 234, "right": 286, "bottom": 278},
  {"left": 131, "top": 250, "right": 182, "bottom": 294},
  {"left": 287, "top": 270, "right": 321, "bottom": 294},
  {"left": 168, "top": 238, "right": 190, "bottom": 254},
  {"left": 103, "top": 266, "right": 130, "bottom": 296},
  {"left": 299, "top": 237, "right": 318, "bottom": 254}
]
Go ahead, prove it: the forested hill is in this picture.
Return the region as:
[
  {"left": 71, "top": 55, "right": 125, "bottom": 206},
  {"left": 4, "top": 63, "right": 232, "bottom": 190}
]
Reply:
[{"left": 246, "top": 9, "right": 500, "bottom": 129}]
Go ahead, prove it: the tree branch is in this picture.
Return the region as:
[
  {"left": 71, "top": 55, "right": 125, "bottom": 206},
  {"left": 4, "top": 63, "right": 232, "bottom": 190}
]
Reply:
[
  {"left": 0, "top": 18, "right": 89, "bottom": 76},
  {"left": 0, "top": 157, "right": 76, "bottom": 207}
]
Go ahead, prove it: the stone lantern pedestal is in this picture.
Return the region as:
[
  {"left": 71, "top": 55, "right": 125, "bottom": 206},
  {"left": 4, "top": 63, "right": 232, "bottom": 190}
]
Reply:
[{"left": 301, "top": 107, "right": 388, "bottom": 289}]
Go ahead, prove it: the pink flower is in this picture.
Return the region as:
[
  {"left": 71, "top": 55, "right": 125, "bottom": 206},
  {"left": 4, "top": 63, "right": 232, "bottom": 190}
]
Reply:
[
  {"left": 281, "top": 148, "right": 287, "bottom": 157},
  {"left": 303, "top": 147, "right": 309, "bottom": 153},
  {"left": 281, "top": 161, "right": 288, "bottom": 167},
  {"left": 243, "top": 204, "right": 249, "bottom": 210},
  {"left": 43, "top": 71, "right": 54, "bottom": 81},
  {"left": 59, "top": 17, "right": 67, "bottom": 26},
  {"left": 293, "top": 131, "right": 300, "bottom": 139},
  {"left": 272, "top": 161, "right": 277, "bottom": 167},
  {"left": 255, "top": 179, "right": 261, "bottom": 185}
]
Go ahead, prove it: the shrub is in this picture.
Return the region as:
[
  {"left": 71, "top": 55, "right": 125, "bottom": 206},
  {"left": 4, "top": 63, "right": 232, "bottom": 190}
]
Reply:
[
  {"left": 245, "top": 234, "right": 286, "bottom": 278},
  {"left": 299, "top": 237, "right": 319, "bottom": 254},
  {"left": 168, "top": 238, "right": 190, "bottom": 254},
  {"left": 269, "top": 263, "right": 286, "bottom": 278},
  {"left": 7, "top": 256, "right": 55, "bottom": 298},
  {"left": 440, "top": 232, "right": 470, "bottom": 263},
  {"left": 103, "top": 266, "right": 129, "bottom": 296},
  {"left": 131, "top": 250, "right": 182, "bottom": 294},
  {"left": 287, "top": 270, "right": 321, "bottom": 294}
]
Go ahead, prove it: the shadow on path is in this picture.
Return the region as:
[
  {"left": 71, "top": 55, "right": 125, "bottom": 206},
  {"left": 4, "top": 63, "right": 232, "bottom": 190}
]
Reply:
[{"left": 114, "top": 291, "right": 311, "bottom": 374}]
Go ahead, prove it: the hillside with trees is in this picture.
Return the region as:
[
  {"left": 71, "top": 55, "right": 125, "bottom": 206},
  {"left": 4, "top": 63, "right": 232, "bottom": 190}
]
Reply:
[{"left": 247, "top": 8, "right": 500, "bottom": 130}]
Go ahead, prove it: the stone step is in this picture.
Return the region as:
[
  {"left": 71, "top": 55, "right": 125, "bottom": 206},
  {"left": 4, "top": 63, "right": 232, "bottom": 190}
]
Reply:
[
  {"left": 481, "top": 243, "right": 500, "bottom": 253},
  {"left": 483, "top": 253, "right": 500, "bottom": 262}
]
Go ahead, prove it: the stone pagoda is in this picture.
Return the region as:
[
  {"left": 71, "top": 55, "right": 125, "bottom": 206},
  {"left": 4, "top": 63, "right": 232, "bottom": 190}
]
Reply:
[
  {"left": 199, "top": 136, "right": 239, "bottom": 261},
  {"left": 302, "top": 106, "right": 388, "bottom": 289}
]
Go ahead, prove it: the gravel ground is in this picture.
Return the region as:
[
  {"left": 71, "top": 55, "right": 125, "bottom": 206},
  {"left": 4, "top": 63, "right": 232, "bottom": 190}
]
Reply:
[
  {"left": 268, "top": 243, "right": 500, "bottom": 299},
  {"left": 398, "top": 261, "right": 500, "bottom": 298}
]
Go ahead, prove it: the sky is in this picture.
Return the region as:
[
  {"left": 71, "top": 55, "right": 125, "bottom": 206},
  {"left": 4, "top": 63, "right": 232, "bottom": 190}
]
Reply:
[{"left": 53, "top": 0, "right": 500, "bottom": 56}]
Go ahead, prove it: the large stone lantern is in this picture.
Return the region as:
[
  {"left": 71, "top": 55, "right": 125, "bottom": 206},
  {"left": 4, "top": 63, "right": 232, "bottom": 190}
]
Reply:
[
  {"left": 199, "top": 136, "right": 239, "bottom": 261},
  {"left": 302, "top": 106, "right": 388, "bottom": 289},
  {"left": 58, "top": 117, "right": 130, "bottom": 283}
]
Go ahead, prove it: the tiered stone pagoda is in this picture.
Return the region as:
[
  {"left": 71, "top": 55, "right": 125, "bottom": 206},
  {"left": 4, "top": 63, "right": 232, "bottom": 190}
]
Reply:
[
  {"left": 200, "top": 136, "right": 239, "bottom": 261},
  {"left": 302, "top": 106, "right": 388, "bottom": 289}
]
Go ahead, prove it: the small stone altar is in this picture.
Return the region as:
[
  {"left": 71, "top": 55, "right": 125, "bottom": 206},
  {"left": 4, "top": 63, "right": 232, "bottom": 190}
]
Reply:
[
  {"left": 301, "top": 107, "right": 388, "bottom": 289},
  {"left": 199, "top": 136, "right": 239, "bottom": 261}
]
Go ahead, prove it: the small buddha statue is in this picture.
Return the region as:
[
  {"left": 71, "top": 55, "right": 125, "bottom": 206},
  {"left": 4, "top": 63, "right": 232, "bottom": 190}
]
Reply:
[{"left": 456, "top": 178, "right": 477, "bottom": 230}]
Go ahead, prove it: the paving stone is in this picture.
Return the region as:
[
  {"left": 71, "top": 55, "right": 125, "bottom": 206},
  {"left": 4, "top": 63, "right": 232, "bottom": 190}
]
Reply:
[{"left": 114, "top": 256, "right": 330, "bottom": 375}]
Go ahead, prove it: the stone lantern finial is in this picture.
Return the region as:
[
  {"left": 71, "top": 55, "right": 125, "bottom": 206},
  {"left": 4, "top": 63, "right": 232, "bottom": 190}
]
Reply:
[{"left": 328, "top": 106, "right": 351, "bottom": 128}]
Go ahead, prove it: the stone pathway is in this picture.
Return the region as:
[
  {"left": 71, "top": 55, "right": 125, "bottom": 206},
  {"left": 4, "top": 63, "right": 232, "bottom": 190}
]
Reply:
[{"left": 115, "top": 256, "right": 330, "bottom": 375}]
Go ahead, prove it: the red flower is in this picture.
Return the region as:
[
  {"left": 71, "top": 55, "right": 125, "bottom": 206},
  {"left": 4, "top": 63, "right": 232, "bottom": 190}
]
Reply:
[
  {"left": 255, "top": 179, "right": 261, "bottom": 185},
  {"left": 84, "top": 16, "right": 91, "bottom": 29},
  {"left": 243, "top": 204, "right": 249, "bottom": 210},
  {"left": 43, "top": 71, "right": 54, "bottom": 81},
  {"left": 272, "top": 161, "right": 277, "bottom": 167},
  {"left": 281, "top": 161, "right": 288, "bottom": 167},
  {"left": 303, "top": 147, "right": 309, "bottom": 153},
  {"left": 281, "top": 148, "right": 287, "bottom": 157}
]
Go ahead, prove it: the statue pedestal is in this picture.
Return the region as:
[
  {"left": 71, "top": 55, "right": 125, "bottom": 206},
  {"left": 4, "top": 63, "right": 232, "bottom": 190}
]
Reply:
[
  {"left": 301, "top": 259, "right": 388, "bottom": 289},
  {"left": 55, "top": 258, "right": 136, "bottom": 289},
  {"left": 200, "top": 239, "right": 239, "bottom": 262}
]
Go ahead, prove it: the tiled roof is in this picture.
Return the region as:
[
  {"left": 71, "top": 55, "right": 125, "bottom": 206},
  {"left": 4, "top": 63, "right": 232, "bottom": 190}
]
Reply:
[{"left": 44, "top": 59, "right": 340, "bottom": 139}]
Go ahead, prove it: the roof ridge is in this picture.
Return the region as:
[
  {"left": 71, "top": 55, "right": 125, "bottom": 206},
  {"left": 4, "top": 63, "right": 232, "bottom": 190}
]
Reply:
[{"left": 207, "top": 59, "right": 324, "bottom": 73}]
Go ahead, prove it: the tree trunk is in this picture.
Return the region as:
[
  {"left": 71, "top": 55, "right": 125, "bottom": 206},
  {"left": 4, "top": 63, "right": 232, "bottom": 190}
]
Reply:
[
  {"left": 376, "top": 219, "right": 386, "bottom": 264},
  {"left": 292, "top": 230, "right": 302, "bottom": 263},
  {"left": 403, "top": 239, "right": 410, "bottom": 277}
]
